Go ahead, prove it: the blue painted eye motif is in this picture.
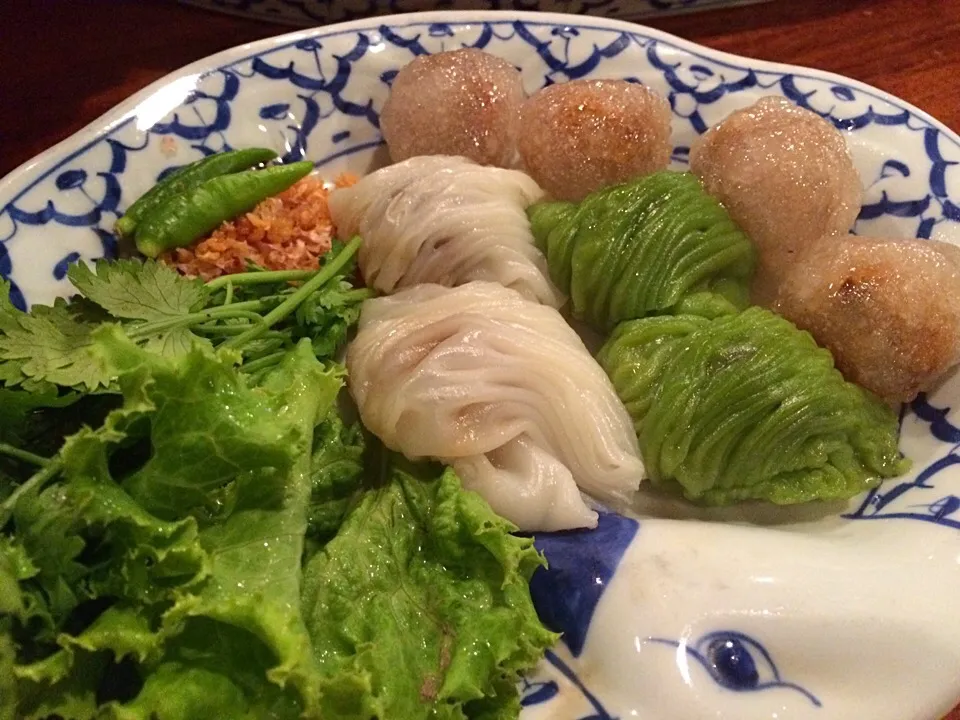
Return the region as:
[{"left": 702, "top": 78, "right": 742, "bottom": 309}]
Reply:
[
  {"left": 648, "top": 630, "right": 822, "bottom": 707},
  {"left": 701, "top": 632, "right": 762, "bottom": 690}
]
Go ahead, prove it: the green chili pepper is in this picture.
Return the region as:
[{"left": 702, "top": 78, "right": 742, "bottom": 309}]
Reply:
[
  {"left": 115, "top": 147, "right": 279, "bottom": 238},
  {"left": 134, "top": 160, "right": 314, "bottom": 258}
]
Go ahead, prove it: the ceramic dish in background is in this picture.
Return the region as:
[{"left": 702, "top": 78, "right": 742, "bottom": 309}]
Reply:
[
  {"left": 2, "top": 10, "right": 960, "bottom": 720},
  {"left": 177, "top": 0, "right": 773, "bottom": 25}
]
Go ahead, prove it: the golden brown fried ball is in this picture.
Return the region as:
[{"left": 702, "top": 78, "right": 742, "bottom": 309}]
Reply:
[
  {"left": 379, "top": 48, "right": 525, "bottom": 168},
  {"left": 775, "top": 235, "right": 960, "bottom": 404},
  {"left": 516, "top": 79, "right": 672, "bottom": 202},
  {"left": 690, "top": 96, "right": 863, "bottom": 305}
]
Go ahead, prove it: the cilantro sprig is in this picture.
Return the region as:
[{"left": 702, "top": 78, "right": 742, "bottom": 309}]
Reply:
[{"left": 0, "top": 236, "right": 369, "bottom": 395}]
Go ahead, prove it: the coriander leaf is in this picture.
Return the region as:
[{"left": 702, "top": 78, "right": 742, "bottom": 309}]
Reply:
[
  {"left": 57, "top": 295, "right": 113, "bottom": 326},
  {"left": 140, "top": 327, "right": 207, "bottom": 358},
  {"left": 67, "top": 260, "right": 208, "bottom": 322},
  {"left": 68, "top": 260, "right": 212, "bottom": 360},
  {"left": 0, "top": 362, "right": 21, "bottom": 388},
  {"left": 0, "top": 302, "right": 109, "bottom": 391},
  {"left": 207, "top": 240, "right": 368, "bottom": 365},
  {"left": 295, "top": 282, "right": 364, "bottom": 361},
  {"left": 0, "top": 280, "right": 20, "bottom": 335},
  {"left": 302, "top": 457, "right": 557, "bottom": 720}
]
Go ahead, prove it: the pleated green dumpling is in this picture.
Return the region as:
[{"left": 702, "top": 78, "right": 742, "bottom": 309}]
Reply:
[
  {"left": 528, "top": 171, "right": 754, "bottom": 330},
  {"left": 597, "top": 307, "right": 908, "bottom": 506}
]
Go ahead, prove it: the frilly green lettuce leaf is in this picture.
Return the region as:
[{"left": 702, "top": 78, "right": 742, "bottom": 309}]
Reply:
[
  {"left": 107, "top": 620, "right": 303, "bottom": 720},
  {"left": 13, "top": 645, "right": 105, "bottom": 720},
  {"left": 0, "top": 387, "right": 79, "bottom": 448},
  {"left": 302, "top": 458, "right": 557, "bottom": 720},
  {"left": 99, "top": 331, "right": 340, "bottom": 715},
  {"left": 307, "top": 413, "right": 366, "bottom": 543},
  {"left": 7, "top": 329, "right": 344, "bottom": 716},
  {"left": 4, "top": 321, "right": 553, "bottom": 720}
]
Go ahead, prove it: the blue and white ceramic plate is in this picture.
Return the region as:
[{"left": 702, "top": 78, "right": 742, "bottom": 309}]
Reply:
[
  {"left": 178, "top": 0, "right": 773, "bottom": 26},
  {"left": 2, "top": 11, "right": 959, "bottom": 720}
]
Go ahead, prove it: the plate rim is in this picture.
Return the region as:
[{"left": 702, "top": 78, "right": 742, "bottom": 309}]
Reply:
[{"left": 2, "top": 9, "right": 958, "bottom": 207}]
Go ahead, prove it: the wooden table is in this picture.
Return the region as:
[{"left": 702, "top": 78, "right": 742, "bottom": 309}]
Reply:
[{"left": 2, "top": 0, "right": 958, "bottom": 717}]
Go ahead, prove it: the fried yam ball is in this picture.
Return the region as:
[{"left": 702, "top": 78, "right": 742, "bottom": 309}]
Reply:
[
  {"left": 691, "top": 96, "right": 863, "bottom": 305},
  {"left": 379, "top": 48, "right": 525, "bottom": 167},
  {"left": 517, "top": 79, "right": 672, "bottom": 201},
  {"left": 775, "top": 235, "right": 960, "bottom": 404}
]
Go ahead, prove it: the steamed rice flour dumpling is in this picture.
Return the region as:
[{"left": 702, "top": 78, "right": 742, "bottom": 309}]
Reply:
[
  {"left": 598, "top": 307, "right": 908, "bottom": 506},
  {"left": 346, "top": 282, "right": 644, "bottom": 532},
  {"left": 328, "top": 155, "right": 564, "bottom": 307},
  {"left": 528, "top": 171, "right": 755, "bottom": 330}
]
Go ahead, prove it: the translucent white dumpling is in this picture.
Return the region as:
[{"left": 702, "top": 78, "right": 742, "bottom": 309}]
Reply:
[
  {"left": 328, "top": 155, "right": 565, "bottom": 308},
  {"left": 346, "top": 281, "right": 644, "bottom": 531},
  {"left": 452, "top": 436, "right": 598, "bottom": 531}
]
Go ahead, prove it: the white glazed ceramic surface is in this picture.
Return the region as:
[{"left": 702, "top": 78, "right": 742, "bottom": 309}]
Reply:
[
  {"left": 178, "top": 0, "right": 774, "bottom": 26},
  {"left": 2, "top": 11, "right": 959, "bottom": 720}
]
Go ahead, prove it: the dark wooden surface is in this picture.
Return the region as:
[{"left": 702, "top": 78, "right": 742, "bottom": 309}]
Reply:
[
  {"left": 2, "top": 0, "right": 959, "bottom": 716},
  {"left": 2, "top": 0, "right": 960, "bottom": 179}
]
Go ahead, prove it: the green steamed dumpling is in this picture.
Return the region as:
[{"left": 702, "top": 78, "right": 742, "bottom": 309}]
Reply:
[
  {"left": 597, "top": 306, "right": 909, "bottom": 506},
  {"left": 528, "top": 171, "right": 755, "bottom": 330}
]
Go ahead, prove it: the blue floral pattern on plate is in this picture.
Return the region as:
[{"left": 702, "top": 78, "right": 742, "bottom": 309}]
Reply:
[{"left": 4, "top": 17, "right": 959, "bottom": 308}]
